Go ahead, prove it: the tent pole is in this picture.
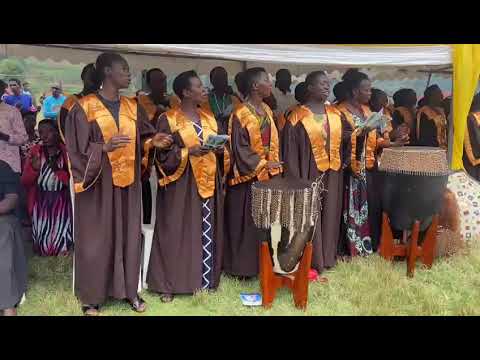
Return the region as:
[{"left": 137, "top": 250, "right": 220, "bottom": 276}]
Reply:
[{"left": 447, "top": 78, "right": 454, "bottom": 168}]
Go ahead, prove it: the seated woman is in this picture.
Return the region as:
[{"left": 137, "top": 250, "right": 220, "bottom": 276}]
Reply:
[
  {"left": 0, "top": 160, "right": 27, "bottom": 316},
  {"left": 464, "top": 93, "right": 480, "bottom": 180},
  {"left": 146, "top": 70, "right": 228, "bottom": 302},
  {"left": 416, "top": 84, "right": 447, "bottom": 149},
  {"left": 22, "top": 119, "right": 73, "bottom": 256},
  {"left": 224, "top": 67, "right": 282, "bottom": 279}
]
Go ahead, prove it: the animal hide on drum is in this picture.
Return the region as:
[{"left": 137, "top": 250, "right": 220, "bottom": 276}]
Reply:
[
  {"left": 436, "top": 189, "right": 464, "bottom": 258},
  {"left": 251, "top": 175, "right": 324, "bottom": 275}
]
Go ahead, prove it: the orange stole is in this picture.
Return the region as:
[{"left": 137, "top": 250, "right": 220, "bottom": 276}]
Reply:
[
  {"left": 228, "top": 102, "right": 281, "bottom": 186},
  {"left": 416, "top": 106, "right": 447, "bottom": 149},
  {"left": 464, "top": 112, "right": 480, "bottom": 166},
  {"left": 78, "top": 94, "right": 137, "bottom": 189},
  {"left": 395, "top": 106, "right": 415, "bottom": 128},
  {"left": 287, "top": 104, "right": 342, "bottom": 171},
  {"left": 137, "top": 94, "right": 157, "bottom": 121},
  {"left": 337, "top": 103, "right": 377, "bottom": 175},
  {"left": 159, "top": 108, "right": 218, "bottom": 199}
]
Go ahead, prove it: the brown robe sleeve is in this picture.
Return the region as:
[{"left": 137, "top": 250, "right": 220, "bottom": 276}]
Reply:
[
  {"left": 155, "top": 114, "right": 188, "bottom": 179},
  {"left": 230, "top": 114, "right": 264, "bottom": 176},
  {"left": 64, "top": 104, "right": 105, "bottom": 192}
]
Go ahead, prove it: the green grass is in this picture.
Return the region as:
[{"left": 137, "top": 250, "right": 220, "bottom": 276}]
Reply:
[{"left": 18, "top": 243, "right": 480, "bottom": 316}]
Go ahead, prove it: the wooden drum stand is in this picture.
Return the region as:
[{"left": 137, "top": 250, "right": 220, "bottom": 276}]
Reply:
[
  {"left": 259, "top": 241, "right": 313, "bottom": 310},
  {"left": 379, "top": 212, "right": 438, "bottom": 277}
]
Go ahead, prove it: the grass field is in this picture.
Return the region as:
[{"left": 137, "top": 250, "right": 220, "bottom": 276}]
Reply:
[{"left": 18, "top": 242, "right": 480, "bottom": 316}]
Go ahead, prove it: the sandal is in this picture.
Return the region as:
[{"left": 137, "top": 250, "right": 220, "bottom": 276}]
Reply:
[
  {"left": 128, "top": 297, "right": 147, "bottom": 313},
  {"left": 82, "top": 304, "right": 100, "bottom": 316},
  {"left": 160, "top": 293, "right": 174, "bottom": 303}
]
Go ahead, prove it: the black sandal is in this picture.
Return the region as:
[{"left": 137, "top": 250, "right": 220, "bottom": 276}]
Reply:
[
  {"left": 127, "top": 297, "right": 147, "bottom": 313},
  {"left": 82, "top": 304, "right": 100, "bottom": 316}
]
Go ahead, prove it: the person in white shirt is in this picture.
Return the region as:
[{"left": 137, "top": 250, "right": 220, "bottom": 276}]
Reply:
[{"left": 271, "top": 69, "right": 296, "bottom": 117}]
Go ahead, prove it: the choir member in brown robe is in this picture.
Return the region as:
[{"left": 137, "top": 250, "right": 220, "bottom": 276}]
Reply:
[
  {"left": 64, "top": 53, "right": 172, "bottom": 315},
  {"left": 282, "top": 71, "right": 352, "bottom": 277},
  {"left": 337, "top": 70, "right": 408, "bottom": 255},
  {"left": 224, "top": 67, "right": 283, "bottom": 278},
  {"left": 136, "top": 68, "right": 178, "bottom": 225},
  {"left": 416, "top": 84, "right": 447, "bottom": 149},
  {"left": 201, "top": 67, "right": 242, "bottom": 135},
  {"left": 392, "top": 88, "right": 417, "bottom": 145},
  {"left": 137, "top": 68, "right": 180, "bottom": 126},
  {"left": 146, "top": 71, "right": 228, "bottom": 302},
  {"left": 58, "top": 63, "right": 99, "bottom": 144},
  {"left": 464, "top": 93, "right": 480, "bottom": 180}
]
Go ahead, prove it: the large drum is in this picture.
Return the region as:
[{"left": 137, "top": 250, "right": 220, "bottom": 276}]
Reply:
[
  {"left": 251, "top": 175, "right": 324, "bottom": 274},
  {"left": 379, "top": 146, "right": 449, "bottom": 232}
]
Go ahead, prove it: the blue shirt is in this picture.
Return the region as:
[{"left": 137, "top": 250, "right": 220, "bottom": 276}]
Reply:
[
  {"left": 4, "top": 94, "right": 33, "bottom": 114},
  {"left": 43, "top": 95, "right": 66, "bottom": 119}
]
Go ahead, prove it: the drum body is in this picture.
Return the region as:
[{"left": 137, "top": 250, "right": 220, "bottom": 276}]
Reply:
[
  {"left": 379, "top": 147, "right": 449, "bottom": 232},
  {"left": 382, "top": 173, "right": 448, "bottom": 231},
  {"left": 251, "top": 175, "right": 323, "bottom": 275}
]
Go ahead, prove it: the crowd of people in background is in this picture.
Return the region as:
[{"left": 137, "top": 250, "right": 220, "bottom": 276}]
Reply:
[{"left": 0, "top": 51, "right": 479, "bottom": 316}]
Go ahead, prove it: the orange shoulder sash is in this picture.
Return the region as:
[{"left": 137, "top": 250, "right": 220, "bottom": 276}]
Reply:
[
  {"left": 464, "top": 112, "right": 480, "bottom": 166},
  {"left": 78, "top": 94, "right": 137, "bottom": 188},
  {"left": 228, "top": 103, "right": 281, "bottom": 186},
  {"left": 416, "top": 106, "right": 447, "bottom": 149},
  {"left": 159, "top": 107, "right": 219, "bottom": 199}
]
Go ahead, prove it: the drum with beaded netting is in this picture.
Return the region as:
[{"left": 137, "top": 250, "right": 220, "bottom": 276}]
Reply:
[
  {"left": 379, "top": 146, "right": 449, "bottom": 232},
  {"left": 251, "top": 174, "right": 324, "bottom": 275}
]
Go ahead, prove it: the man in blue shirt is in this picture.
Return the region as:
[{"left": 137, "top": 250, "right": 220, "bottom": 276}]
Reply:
[
  {"left": 4, "top": 79, "right": 33, "bottom": 116},
  {"left": 43, "top": 85, "right": 66, "bottom": 120}
]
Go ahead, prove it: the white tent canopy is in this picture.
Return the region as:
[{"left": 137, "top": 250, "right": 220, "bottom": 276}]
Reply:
[{"left": 44, "top": 44, "right": 452, "bottom": 66}]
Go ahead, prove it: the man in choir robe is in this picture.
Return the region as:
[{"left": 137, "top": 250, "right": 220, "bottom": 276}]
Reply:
[
  {"left": 146, "top": 70, "right": 228, "bottom": 302},
  {"left": 224, "top": 67, "right": 282, "bottom": 278},
  {"left": 416, "top": 84, "right": 447, "bottom": 149},
  {"left": 137, "top": 68, "right": 180, "bottom": 127},
  {"left": 201, "top": 66, "right": 241, "bottom": 135},
  {"left": 464, "top": 93, "right": 480, "bottom": 180},
  {"left": 282, "top": 71, "right": 352, "bottom": 277},
  {"left": 58, "top": 63, "right": 99, "bottom": 144},
  {"left": 136, "top": 68, "right": 179, "bottom": 224},
  {"left": 64, "top": 53, "right": 172, "bottom": 315}
]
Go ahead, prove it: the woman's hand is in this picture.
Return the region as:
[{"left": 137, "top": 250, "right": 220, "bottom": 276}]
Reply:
[
  {"left": 103, "top": 134, "right": 131, "bottom": 153},
  {"left": 214, "top": 145, "right": 225, "bottom": 155},
  {"left": 152, "top": 133, "right": 173, "bottom": 150},
  {"left": 189, "top": 145, "right": 209, "bottom": 157}
]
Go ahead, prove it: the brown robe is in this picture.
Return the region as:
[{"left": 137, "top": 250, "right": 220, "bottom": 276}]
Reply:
[
  {"left": 146, "top": 108, "right": 226, "bottom": 294},
  {"left": 281, "top": 105, "right": 352, "bottom": 272},
  {"left": 224, "top": 103, "right": 281, "bottom": 277},
  {"left": 463, "top": 112, "right": 480, "bottom": 180},
  {"left": 64, "top": 94, "right": 155, "bottom": 305}
]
